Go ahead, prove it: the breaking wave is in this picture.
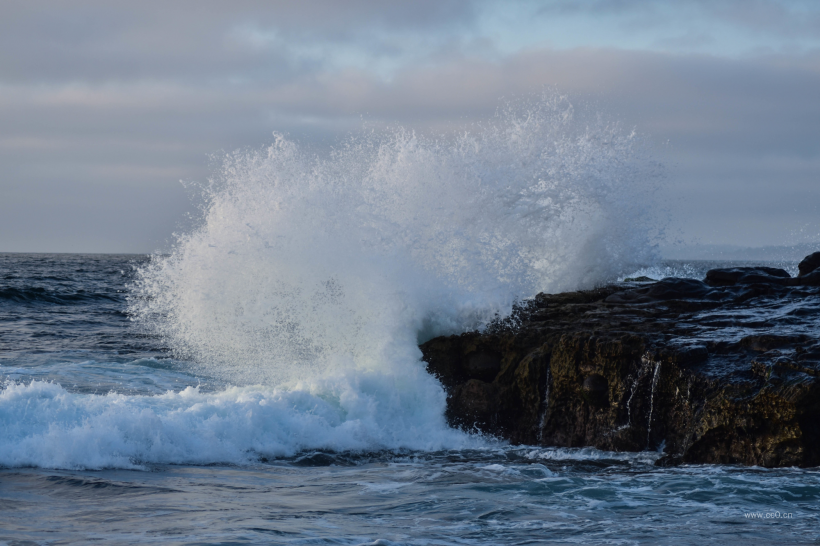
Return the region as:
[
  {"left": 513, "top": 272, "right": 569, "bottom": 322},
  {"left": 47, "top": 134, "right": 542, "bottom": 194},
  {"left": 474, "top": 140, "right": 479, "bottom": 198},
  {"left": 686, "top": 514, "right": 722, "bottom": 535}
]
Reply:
[
  {"left": 131, "top": 94, "right": 664, "bottom": 387},
  {"left": 0, "top": 94, "right": 666, "bottom": 470},
  {"left": 0, "top": 376, "right": 471, "bottom": 469}
]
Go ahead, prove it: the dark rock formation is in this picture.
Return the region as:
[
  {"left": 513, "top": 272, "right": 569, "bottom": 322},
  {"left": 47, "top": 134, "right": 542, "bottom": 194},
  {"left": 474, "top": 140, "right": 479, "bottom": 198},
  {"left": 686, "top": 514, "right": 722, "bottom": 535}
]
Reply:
[
  {"left": 705, "top": 267, "right": 790, "bottom": 286},
  {"left": 799, "top": 252, "right": 820, "bottom": 277},
  {"left": 421, "top": 256, "right": 820, "bottom": 468}
]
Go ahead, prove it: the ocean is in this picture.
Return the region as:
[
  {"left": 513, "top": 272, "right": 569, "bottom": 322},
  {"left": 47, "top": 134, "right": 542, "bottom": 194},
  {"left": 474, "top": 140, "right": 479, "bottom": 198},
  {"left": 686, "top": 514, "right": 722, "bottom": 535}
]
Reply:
[
  {"left": 3, "top": 99, "right": 820, "bottom": 544},
  {"left": 2, "top": 255, "right": 819, "bottom": 546}
]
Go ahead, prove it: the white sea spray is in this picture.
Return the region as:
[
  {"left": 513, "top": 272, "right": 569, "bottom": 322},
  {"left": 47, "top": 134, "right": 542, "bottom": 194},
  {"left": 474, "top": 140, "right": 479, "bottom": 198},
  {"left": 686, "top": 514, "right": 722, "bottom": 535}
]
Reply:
[
  {"left": 1, "top": 94, "right": 665, "bottom": 469},
  {"left": 132, "top": 94, "right": 664, "bottom": 386}
]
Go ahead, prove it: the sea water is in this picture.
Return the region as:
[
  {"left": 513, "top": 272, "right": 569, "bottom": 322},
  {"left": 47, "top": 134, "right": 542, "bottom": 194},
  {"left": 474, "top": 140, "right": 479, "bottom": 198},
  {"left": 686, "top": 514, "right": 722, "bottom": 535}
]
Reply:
[{"left": 2, "top": 97, "right": 819, "bottom": 545}]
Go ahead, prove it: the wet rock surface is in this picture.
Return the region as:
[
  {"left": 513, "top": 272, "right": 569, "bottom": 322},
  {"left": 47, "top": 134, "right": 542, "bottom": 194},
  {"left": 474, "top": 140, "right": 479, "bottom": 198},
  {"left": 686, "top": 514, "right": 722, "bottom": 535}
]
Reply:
[
  {"left": 421, "top": 256, "right": 820, "bottom": 468},
  {"left": 799, "top": 252, "right": 820, "bottom": 277}
]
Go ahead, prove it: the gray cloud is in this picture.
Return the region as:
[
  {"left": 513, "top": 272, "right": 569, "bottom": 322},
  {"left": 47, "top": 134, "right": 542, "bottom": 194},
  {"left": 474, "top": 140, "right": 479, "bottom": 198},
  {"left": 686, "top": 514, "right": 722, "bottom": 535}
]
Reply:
[
  {"left": 1, "top": 1, "right": 818, "bottom": 252},
  {"left": 537, "top": 0, "right": 820, "bottom": 45},
  {"left": 0, "top": 1, "right": 477, "bottom": 84},
  {"left": 703, "top": 0, "right": 820, "bottom": 39}
]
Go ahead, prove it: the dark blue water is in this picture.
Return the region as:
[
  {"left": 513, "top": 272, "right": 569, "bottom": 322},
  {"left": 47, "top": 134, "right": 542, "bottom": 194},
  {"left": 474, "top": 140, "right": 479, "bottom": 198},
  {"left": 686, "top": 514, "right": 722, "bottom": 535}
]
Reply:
[{"left": 2, "top": 254, "right": 820, "bottom": 545}]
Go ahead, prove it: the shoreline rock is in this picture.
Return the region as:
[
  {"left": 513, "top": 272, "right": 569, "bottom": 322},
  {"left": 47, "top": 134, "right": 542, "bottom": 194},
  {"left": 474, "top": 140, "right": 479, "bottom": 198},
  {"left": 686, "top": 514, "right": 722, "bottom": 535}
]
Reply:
[{"left": 421, "top": 255, "right": 820, "bottom": 468}]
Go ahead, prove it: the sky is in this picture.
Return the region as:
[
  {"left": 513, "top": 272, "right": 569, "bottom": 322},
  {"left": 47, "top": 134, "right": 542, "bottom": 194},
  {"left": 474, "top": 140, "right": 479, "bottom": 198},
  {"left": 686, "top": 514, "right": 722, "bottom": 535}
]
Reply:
[{"left": 1, "top": 0, "right": 819, "bottom": 253}]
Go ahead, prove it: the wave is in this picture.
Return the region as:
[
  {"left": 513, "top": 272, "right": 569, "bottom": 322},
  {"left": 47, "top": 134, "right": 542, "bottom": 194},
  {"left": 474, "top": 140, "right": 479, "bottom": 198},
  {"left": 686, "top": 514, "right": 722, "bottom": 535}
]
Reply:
[
  {"left": 2, "top": 94, "right": 664, "bottom": 469},
  {"left": 0, "top": 286, "right": 121, "bottom": 305},
  {"left": 130, "top": 93, "right": 664, "bottom": 387},
  {"left": 0, "top": 377, "right": 475, "bottom": 470}
]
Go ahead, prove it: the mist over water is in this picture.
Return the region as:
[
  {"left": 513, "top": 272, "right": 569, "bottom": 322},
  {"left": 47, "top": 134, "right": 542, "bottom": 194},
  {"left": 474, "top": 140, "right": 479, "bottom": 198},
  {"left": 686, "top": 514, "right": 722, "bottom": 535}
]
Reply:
[{"left": 132, "top": 94, "right": 664, "bottom": 389}]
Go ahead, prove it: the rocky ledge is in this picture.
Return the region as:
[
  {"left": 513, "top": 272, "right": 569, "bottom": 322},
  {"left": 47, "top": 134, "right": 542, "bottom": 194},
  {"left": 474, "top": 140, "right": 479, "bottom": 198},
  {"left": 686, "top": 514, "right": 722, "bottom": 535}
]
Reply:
[{"left": 422, "top": 252, "right": 820, "bottom": 467}]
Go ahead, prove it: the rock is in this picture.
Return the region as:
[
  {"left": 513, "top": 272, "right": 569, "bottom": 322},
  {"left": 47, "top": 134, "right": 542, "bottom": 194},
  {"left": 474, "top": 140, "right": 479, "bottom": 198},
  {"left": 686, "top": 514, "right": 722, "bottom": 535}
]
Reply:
[
  {"left": 421, "top": 253, "right": 820, "bottom": 468},
  {"left": 651, "top": 344, "right": 709, "bottom": 367},
  {"left": 798, "top": 252, "right": 820, "bottom": 276},
  {"left": 750, "top": 360, "right": 771, "bottom": 379},
  {"left": 465, "top": 352, "right": 502, "bottom": 381},
  {"left": 705, "top": 267, "right": 790, "bottom": 286},
  {"left": 623, "top": 276, "right": 656, "bottom": 283},
  {"left": 654, "top": 454, "right": 684, "bottom": 467},
  {"left": 449, "top": 379, "right": 500, "bottom": 429},
  {"left": 605, "top": 278, "right": 712, "bottom": 303},
  {"left": 581, "top": 374, "right": 609, "bottom": 407},
  {"left": 795, "top": 269, "right": 820, "bottom": 287}
]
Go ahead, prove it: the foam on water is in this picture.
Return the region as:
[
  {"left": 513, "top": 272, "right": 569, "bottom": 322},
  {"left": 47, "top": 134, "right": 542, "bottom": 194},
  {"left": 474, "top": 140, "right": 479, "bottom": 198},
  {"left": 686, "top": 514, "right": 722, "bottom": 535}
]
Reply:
[
  {"left": 619, "top": 259, "right": 801, "bottom": 282},
  {"left": 0, "top": 371, "right": 473, "bottom": 469}
]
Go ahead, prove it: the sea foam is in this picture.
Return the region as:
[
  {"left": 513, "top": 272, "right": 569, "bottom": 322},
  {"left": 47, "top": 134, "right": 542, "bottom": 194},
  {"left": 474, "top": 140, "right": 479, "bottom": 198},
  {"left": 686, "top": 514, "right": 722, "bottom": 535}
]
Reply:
[{"left": 0, "top": 369, "right": 471, "bottom": 469}]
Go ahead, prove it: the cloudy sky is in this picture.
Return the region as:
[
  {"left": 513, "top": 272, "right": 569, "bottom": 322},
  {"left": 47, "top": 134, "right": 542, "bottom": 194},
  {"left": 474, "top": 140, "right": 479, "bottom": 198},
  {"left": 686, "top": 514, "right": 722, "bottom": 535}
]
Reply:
[{"left": 2, "top": 0, "right": 819, "bottom": 253}]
